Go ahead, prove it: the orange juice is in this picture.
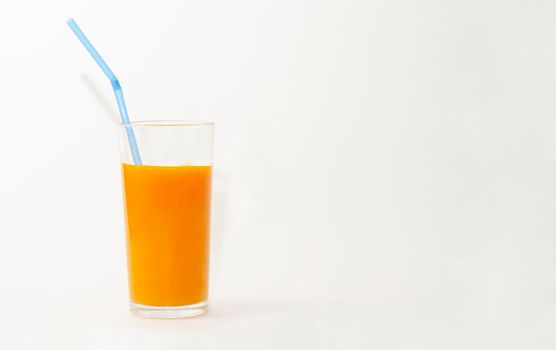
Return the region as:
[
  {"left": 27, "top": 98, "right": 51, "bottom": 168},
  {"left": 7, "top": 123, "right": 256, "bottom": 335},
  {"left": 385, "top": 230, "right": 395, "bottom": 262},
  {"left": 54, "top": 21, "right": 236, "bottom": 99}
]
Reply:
[{"left": 122, "top": 164, "right": 212, "bottom": 306}]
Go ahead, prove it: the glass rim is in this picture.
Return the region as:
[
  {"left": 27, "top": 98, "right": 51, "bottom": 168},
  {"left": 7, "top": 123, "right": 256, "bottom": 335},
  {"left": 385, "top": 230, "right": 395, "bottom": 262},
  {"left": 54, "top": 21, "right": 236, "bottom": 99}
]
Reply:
[{"left": 118, "top": 120, "right": 214, "bottom": 128}]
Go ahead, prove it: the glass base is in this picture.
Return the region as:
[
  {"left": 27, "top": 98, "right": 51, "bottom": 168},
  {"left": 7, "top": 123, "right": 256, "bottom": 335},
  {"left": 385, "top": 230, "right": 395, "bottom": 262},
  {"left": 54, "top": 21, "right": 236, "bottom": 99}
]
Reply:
[{"left": 130, "top": 301, "right": 208, "bottom": 319}]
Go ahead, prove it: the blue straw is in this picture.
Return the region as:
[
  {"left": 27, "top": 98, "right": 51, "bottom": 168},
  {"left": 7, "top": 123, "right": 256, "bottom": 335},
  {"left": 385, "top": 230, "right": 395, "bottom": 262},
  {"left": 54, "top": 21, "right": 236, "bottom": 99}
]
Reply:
[{"left": 66, "top": 18, "right": 142, "bottom": 165}]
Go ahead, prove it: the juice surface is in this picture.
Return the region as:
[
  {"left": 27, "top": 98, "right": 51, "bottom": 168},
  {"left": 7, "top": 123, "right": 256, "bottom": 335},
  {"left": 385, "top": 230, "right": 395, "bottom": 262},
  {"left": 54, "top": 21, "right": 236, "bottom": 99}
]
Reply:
[{"left": 122, "top": 164, "right": 212, "bottom": 306}]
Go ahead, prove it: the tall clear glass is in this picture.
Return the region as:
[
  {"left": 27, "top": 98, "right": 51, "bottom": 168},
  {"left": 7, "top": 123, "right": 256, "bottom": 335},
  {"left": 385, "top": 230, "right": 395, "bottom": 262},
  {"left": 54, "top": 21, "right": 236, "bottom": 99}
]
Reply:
[{"left": 118, "top": 120, "right": 214, "bottom": 318}]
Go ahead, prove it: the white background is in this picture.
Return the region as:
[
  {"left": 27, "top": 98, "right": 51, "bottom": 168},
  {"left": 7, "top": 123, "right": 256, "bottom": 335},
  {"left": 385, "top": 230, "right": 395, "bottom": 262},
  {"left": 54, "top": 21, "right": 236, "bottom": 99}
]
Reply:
[{"left": 0, "top": 0, "right": 555, "bottom": 348}]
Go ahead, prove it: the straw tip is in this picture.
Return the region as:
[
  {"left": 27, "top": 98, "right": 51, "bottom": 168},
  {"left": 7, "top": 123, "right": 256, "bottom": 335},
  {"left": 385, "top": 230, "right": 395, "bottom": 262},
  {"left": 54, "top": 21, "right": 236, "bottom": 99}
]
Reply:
[{"left": 66, "top": 18, "right": 76, "bottom": 25}]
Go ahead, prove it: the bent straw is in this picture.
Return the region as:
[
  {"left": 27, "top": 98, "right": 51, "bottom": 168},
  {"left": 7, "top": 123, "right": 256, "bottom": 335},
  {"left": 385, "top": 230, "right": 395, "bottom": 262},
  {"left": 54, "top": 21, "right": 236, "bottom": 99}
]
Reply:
[{"left": 67, "top": 18, "right": 142, "bottom": 165}]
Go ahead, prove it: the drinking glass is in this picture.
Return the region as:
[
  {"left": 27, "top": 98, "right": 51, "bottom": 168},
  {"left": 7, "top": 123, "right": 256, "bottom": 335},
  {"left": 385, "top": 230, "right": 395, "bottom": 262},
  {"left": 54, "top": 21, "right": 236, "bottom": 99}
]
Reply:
[{"left": 118, "top": 120, "right": 214, "bottom": 318}]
